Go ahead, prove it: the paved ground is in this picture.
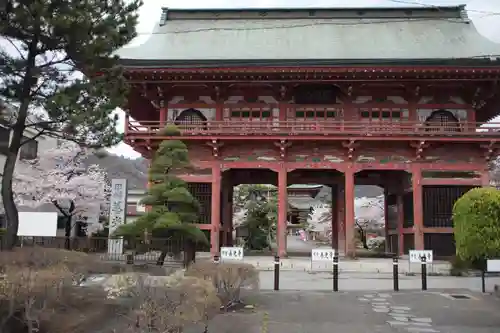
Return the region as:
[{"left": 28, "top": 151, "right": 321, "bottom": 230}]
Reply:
[
  {"left": 200, "top": 290, "right": 500, "bottom": 333},
  {"left": 259, "top": 271, "right": 500, "bottom": 292},
  {"left": 270, "top": 235, "right": 329, "bottom": 253}
]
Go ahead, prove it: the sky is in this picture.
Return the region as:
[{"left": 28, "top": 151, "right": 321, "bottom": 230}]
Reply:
[{"left": 108, "top": 0, "right": 500, "bottom": 158}]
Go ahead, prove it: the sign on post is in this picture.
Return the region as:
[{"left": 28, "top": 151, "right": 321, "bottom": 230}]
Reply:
[
  {"left": 220, "top": 246, "right": 244, "bottom": 261},
  {"left": 311, "top": 248, "right": 336, "bottom": 261},
  {"left": 487, "top": 259, "right": 500, "bottom": 272},
  {"left": 409, "top": 250, "right": 433, "bottom": 263},
  {"left": 108, "top": 178, "right": 128, "bottom": 255}
]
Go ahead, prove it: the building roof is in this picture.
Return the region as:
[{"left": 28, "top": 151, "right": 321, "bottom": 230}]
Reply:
[{"left": 116, "top": 5, "right": 500, "bottom": 66}]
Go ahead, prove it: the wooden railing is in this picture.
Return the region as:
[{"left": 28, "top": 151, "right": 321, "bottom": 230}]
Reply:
[{"left": 125, "top": 119, "right": 500, "bottom": 137}]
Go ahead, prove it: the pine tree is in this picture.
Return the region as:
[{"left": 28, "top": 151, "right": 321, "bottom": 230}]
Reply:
[
  {"left": 115, "top": 126, "right": 208, "bottom": 266},
  {"left": 0, "top": 0, "right": 142, "bottom": 248}
]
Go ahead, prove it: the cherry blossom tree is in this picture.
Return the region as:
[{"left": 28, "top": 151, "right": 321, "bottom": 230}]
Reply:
[
  {"left": 12, "top": 141, "right": 109, "bottom": 239},
  {"left": 307, "top": 195, "right": 385, "bottom": 245}
]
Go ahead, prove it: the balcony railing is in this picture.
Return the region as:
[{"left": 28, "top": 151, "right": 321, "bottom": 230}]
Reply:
[{"left": 126, "top": 119, "right": 500, "bottom": 138}]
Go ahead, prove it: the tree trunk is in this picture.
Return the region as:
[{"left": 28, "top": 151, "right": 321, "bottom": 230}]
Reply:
[
  {"left": 0, "top": 41, "right": 37, "bottom": 250},
  {"left": 1, "top": 152, "right": 20, "bottom": 249}
]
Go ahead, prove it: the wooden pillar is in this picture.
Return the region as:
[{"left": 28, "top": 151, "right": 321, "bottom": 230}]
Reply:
[
  {"left": 211, "top": 164, "right": 221, "bottom": 256},
  {"left": 227, "top": 186, "right": 234, "bottom": 246},
  {"left": 277, "top": 166, "right": 288, "bottom": 257},
  {"left": 337, "top": 183, "right": 345, "bottom": 255},
  {"left": 344, "top": 167, "right": 355, "bottom": 256},
  {"left": 481, "top": 170, "right": 490, "bottom": 187},
  {"left": 412, "top": 165, "right": 424, "bottom": 250},
  {"left": 331, "top": 184, "right": 338, "bottom": 251},
  {"left": 396, "top": 193, "right": 404, "bottom": 256},
  {"left": 215, "top": 103, "right": 223, "bottom": 121},
  {"left": 159, "top": 106, "right": 167, "bottom": 127}
]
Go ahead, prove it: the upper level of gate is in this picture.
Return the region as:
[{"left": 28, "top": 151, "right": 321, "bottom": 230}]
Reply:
[{"left": 124, "top": 103, "right": 500, "bottom": 140}]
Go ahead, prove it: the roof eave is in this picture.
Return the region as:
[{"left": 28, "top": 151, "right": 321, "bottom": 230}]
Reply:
[{"left": 118, "top": 57, "right": 500, "bottom": 69}]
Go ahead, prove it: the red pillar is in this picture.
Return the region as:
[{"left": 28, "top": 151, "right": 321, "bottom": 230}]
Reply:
[
  {"left": 481, "top": 170, "right": 490, "bottom": 187},
  {"left": 330, "top": 184, "right": 338, "bottom": 251},
  {"left": 277, "top": 166, "right": 288, "bottom": 257},
  {"left": 337, "top": 184, "right": 345, "bottom": 255},
  {"left": 159, "top": 107, "right": 167, "bottom": 127},
  {"left": 344, "top": 167, "right": 355, "bottom": 257},
  {"left": 211, "top": 164, "right": 221, "bottom": 256},
  {"left": 412, "top": 165, "right": 424, "bottom": 250},
  {"left": 396, "top": 193, "right": 404, "bottom": 256}
]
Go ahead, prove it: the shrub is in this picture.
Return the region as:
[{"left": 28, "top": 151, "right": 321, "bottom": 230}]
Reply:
[
  {"left": 185, "top": 261, "right": 259, "bottom": 309},
  {"left": 0, "top": 247, "right": 116, "bottom": 333},
  {"left": 120, "top": 273, "right": 220, "bottom": 332},
  {"left": 453, "top": 187, "right": 500, "bottom": 266}
]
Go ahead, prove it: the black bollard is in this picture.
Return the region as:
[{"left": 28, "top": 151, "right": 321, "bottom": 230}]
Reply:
[
  {"left": 333, "top": 254, "right": 339, "bottom": 292},
  {"left": 481, "top": 269, "right": 486, "bottom": 293},
  {"left": 274, "top": 255, "right": 280, "bottom": 291},
  {"left": 213, "top": 255, "right": 220, "bottom": 264},
  {"left": 421, "top": 256, "right": 427, "bottom": 291},
  {"left": 393, "top": 256, "right": 399, "bottom": 292}
]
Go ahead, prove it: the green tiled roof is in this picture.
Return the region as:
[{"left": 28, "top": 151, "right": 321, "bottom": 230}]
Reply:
[{"left": 116, "top": 6, "right": 500, "bottom": 65}]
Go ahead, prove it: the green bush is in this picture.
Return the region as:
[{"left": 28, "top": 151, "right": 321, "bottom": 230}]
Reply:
[{"left": 453, "top": 187, "right": 500, "bottom": 267}]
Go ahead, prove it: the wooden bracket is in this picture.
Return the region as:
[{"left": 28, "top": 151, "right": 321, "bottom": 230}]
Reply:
[
  {"left": 207, "top": 139, "right": 224, "bottom": 158},
  {"left": 480, "top": 140, "right": 498, "bottom": 162},
  {"left": 409, "top": 140, "right": 429, "bottom": 161},
  {"left": 342, "top": 139, "right": 359, "bottom": 160},
  {"left": 274, "top": 139, "right": 292, "bottom": 159}
]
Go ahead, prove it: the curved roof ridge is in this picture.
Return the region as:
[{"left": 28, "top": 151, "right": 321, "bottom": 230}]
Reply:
[{"left": 160, "top": 5, "right": 467, "bottom": 22}]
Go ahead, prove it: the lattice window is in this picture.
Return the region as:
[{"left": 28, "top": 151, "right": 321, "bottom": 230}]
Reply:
[
  {"left": 425, "top": 110, "right": 460, "bottom": 132},
  {"left": 295, "top": 110, "right": 338, "bottom": 119},
  {"left": 359, "top": 110, "right": 402, "bottom": 120},
  {"left": 174, "top": 108, "right": 207, "bottom": 130},
  {"left": 187, "top": 183, "right": 211, "bottom": 224},
  {"left": 230, "top": 109, "right": 272, "bottom": 120}
]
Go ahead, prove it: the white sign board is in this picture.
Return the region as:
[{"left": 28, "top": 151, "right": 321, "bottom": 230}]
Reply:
[
  {"left": 108, "top": 179, "right": 128, "bottom": 254},
  {"left": 17, "top": 212, "right": 58, "bottom": 237},
  {"left": 220, "top": 247, "right": 244, "bottom": 260},
  {"left": 487, "top": 259, "right": 500, "bottom": 272},
  {"left": 311, "top": 248, "right": 336, "bottom": 261},
  {"left": 409, "top": 250, "right": 433, "bottom": 263}
]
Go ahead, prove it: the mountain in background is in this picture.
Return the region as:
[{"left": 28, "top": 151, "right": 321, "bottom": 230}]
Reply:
[{"left": 92, "top": 153, "right": 383, "bottom": 198}]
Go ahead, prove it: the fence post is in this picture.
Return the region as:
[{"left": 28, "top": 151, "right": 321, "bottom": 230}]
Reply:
[
  {"left": 393, "top": 256, "right": 399, "bottom": 292},
  {"left": 274, "top": 255, "right": 280, "bottom": 291},
  {"left": 333, "top": 254, "right": 339, "bottom": 292},
  {"left": 421, "top": 256, "right": 427, "bottom": 291}
]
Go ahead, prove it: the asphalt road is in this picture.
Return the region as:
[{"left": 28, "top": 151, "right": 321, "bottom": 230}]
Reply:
[{"left": 200, "top": 290, "right": 500, "bottom": 333}]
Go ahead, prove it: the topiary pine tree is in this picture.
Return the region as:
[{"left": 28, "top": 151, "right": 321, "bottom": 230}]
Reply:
[
  {"left": 0, "top": 0, "right": 142, "bottom": 249},
  {"left": 115, "top": 125, "right": 208, "bottom": 266}
]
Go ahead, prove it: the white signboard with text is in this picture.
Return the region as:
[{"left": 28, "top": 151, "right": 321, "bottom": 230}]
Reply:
[
  {"left": 107, "top": 179, "right": 128, "bottom": 255},
  {"left": 311, "top": 248, "right": 336, "bottom": 261},
  {"left": 18, "top": 212, "right": 58, "bottom": 237},
  {"left": 220, "top": 247, "right": 244, "bottom": 260},
  {"left": 409, "top": 250, "right": 433, "bottom": 263},
  {"left": 487, "top": 259, "right": 500, "bottom": 272}
]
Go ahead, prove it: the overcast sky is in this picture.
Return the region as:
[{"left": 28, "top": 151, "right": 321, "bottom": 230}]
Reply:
[{"left": 109, "top": 0, "right": 500, "bottom": 158}]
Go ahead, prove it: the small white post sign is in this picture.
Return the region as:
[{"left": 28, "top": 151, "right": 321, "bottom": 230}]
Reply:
[
  {"left": 108, "top": 178, "right": 128, "bottom": 255},
  {"left": 311, "top": 248, "right": 336, "bottom": 261},
  {"left": 409, "top": 250, "right": 433, "bottom": 263},
  {"left": 487, "top": 259, "right": 500, "bottom": 272},
  {"left": 220, "top": 247, "right": 244, "bottom": 260}
]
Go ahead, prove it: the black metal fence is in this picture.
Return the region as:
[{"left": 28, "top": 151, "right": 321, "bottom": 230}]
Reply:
[{"left": 1, "top": 236, "right": 186, "bottom": 266}]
